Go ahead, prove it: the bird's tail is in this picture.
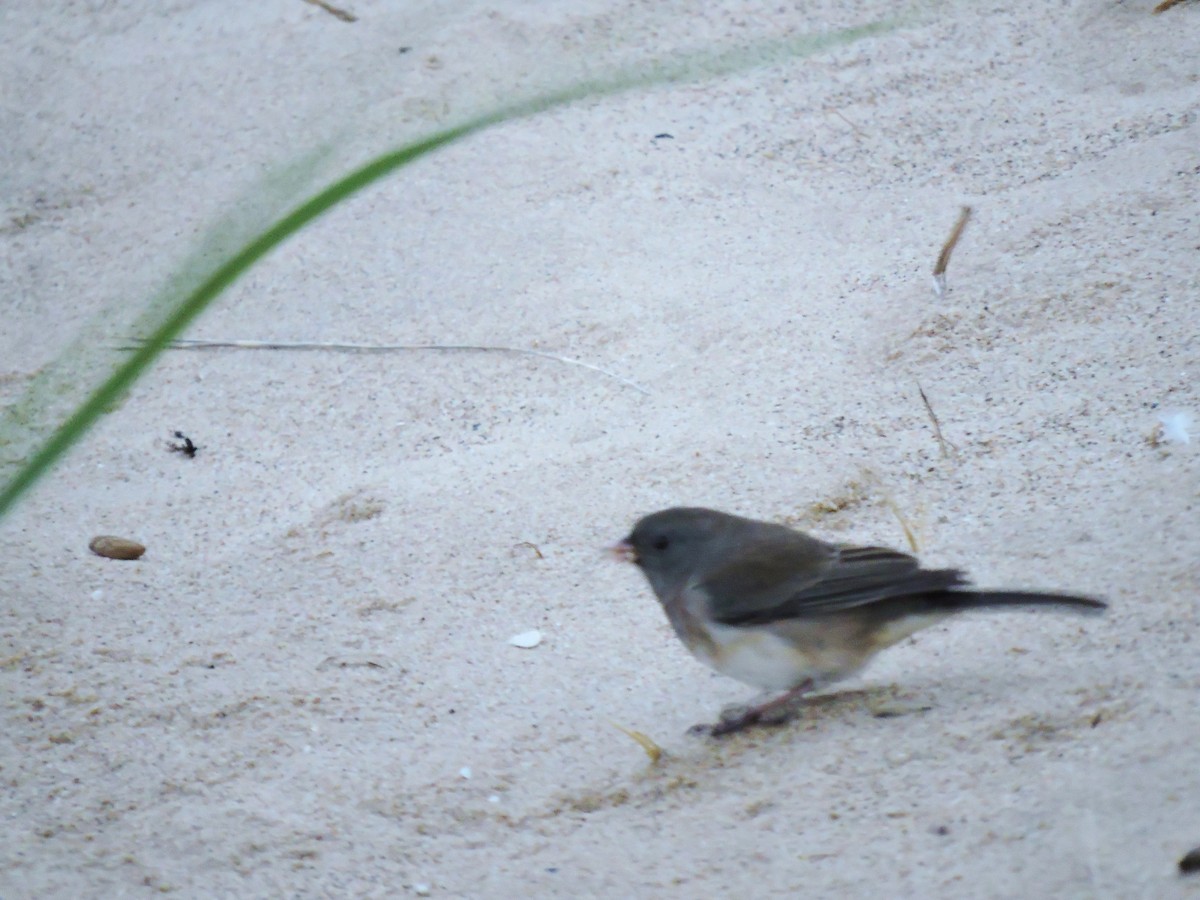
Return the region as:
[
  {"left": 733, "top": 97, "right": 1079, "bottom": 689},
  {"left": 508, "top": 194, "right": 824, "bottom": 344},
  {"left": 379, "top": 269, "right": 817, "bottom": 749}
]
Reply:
[
  {"left": 932, "top": 590, "right": 1107, "bottom": 614},
  {"left": 865, "top": 588, "right": 1105, "bottom": 651}
]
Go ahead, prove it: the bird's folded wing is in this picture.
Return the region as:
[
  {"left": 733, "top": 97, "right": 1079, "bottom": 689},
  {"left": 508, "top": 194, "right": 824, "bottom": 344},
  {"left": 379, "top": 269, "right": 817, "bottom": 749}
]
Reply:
[{"left": 704, "top": 543, "right": 968, "bottom": 625}]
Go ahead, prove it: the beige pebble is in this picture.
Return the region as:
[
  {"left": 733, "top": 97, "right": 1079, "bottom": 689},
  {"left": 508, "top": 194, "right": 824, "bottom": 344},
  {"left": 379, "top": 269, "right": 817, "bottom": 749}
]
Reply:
[{"left": 88, "top": 535, "right": 146, "bottom": 560}]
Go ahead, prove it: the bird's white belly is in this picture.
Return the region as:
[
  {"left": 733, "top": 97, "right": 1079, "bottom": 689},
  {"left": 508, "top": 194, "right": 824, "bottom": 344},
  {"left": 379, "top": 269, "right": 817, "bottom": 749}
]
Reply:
[{"left": 697, "top": 623, "right": 820, "bottom": 691}]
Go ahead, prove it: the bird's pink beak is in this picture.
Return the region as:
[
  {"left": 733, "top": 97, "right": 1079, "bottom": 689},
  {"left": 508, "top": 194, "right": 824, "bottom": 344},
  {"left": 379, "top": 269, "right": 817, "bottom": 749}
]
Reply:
[{"left": 609, "top": 539, "right": 638, "bottom": 564}]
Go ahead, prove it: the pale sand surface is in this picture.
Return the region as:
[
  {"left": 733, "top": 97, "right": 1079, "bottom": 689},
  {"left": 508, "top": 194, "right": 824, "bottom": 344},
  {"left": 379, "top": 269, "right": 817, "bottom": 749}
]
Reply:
[{"left": 2, "top": 1, "right": 1199, "bottom": 896}]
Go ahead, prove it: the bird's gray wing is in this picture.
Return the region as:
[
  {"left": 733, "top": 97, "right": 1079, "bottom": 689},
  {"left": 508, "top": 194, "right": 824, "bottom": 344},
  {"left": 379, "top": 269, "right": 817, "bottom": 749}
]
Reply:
[{"left": 703, "top": 540, "right": 968, "bottom": 626}]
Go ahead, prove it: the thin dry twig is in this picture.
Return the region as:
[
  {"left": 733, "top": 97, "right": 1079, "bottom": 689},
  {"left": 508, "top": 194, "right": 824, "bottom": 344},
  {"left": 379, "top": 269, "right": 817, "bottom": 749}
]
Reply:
[
  {"left": 917, "top": 382, "right": 955, "bottom": 457},
  {"left": 301, "top": 0, "right": 357, "bottom": 22},
  {"left": 858, "top": 467, "right": 921, "bottom": 553},
  {"left": 883, "top": 496, "right": 920, "bottom": 554},
  {"left": 611, "top": 722, "right": 664, "bottom": 764},
  {"left": 140, "top": 338, "right": 650, "bottom": 395},
  {"left": 1153, "top": 0, "right": 1188, "bottom": 12},
  {"left": 825, "top": 106, "right": 867, "bottom": 137},
  {"left": 932, "top": 205, "right": 972, "bottom": 296}
]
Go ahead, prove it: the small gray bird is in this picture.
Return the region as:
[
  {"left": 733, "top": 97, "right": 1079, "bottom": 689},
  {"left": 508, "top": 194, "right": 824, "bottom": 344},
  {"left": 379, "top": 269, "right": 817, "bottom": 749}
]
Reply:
[{"left": 614, "top": 507, "right": 1106, "bottom": 737}]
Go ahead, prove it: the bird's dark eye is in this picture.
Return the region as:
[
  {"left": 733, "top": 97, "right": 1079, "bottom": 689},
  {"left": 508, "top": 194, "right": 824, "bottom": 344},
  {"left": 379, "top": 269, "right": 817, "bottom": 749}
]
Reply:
[{"left": 652, "top": 536, "right": 670, "bottom": 551}]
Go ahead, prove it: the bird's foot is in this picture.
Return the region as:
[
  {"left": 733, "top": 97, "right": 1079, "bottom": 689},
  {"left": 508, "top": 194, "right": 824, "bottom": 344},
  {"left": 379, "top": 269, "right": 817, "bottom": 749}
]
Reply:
[{"left": 691, "top": 682, "right": 815, "bottom": 738}]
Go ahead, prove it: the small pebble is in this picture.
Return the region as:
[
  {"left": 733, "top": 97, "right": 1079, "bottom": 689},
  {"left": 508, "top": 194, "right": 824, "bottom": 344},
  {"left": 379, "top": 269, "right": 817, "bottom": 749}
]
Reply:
[
  {"left": 459, "top": 767, "right": 472, "bottom": 779},
  {"left": 413, "top": 883, "right": 431, "bottom": 896},
  {"left": 88, "top": 536, "right": 145, "bottom": 560},
  {"left": 508, "top": 629, "right": 542, "bottom": 649}
]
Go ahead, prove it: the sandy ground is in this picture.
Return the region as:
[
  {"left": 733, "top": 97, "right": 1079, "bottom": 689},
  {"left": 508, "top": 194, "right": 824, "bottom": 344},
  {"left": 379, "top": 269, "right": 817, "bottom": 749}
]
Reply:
[{"left": 2, "top": 1, "right": 1199, "bottom": 896}]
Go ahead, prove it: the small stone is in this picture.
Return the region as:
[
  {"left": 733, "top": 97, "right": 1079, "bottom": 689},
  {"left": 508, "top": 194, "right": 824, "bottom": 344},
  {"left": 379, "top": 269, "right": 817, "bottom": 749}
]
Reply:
[{"left": 88, "top": 536, "right": 145, "bottom": 560}]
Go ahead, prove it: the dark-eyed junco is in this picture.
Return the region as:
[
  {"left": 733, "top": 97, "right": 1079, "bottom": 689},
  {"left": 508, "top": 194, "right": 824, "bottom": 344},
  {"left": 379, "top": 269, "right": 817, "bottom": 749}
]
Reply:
[{"left": 614, "top": 507, "right": 1106, "bottom": 737}]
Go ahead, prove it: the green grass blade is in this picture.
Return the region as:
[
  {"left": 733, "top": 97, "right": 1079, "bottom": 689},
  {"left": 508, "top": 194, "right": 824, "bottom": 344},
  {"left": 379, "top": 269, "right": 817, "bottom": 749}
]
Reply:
[{"left": 0, "top": 18, "right": 899, "bottom": 520}]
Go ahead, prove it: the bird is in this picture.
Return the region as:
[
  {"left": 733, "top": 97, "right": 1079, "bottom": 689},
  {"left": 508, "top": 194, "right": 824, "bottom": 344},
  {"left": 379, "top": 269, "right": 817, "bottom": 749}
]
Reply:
[{"left": 613, "top": 507, "right": 1106, "bottom": 737}]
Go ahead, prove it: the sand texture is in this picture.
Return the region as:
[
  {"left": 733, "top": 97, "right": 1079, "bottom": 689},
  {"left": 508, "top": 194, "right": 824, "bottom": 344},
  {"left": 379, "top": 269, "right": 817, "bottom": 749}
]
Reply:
[{"left": 2, "top": 1, "right": 1199, "bottom": 896}]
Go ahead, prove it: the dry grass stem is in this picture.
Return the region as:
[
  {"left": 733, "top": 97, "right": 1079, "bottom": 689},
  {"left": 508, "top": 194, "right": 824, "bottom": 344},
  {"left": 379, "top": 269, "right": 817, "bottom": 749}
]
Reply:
[
  {"left": 932, "top": 205, "right": 973, "bottom": 295},
  {"left": 143, "top": 338, "right": 650, "bottom": 395}
]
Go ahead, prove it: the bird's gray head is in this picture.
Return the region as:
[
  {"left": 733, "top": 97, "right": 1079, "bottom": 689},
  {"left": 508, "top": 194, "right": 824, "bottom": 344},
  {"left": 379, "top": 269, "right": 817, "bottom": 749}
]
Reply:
[{"left": 614, "top": 507, "right": 735, "bottom": 601}]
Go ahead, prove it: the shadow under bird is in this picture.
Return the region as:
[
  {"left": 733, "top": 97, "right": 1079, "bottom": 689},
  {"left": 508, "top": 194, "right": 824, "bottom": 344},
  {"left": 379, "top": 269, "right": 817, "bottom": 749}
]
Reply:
[{"left": 614, "top": 507, "right": 1106, "bottom": 737}]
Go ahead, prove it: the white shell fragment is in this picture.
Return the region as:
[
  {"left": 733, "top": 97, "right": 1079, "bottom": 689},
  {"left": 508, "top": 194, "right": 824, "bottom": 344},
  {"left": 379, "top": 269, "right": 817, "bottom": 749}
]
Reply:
[
  {"left": 1155, "top": 410, "right": 1192, "bottom": 445},
  {"left": 507, "top": 629, "right": 543, "bottom": 649}
]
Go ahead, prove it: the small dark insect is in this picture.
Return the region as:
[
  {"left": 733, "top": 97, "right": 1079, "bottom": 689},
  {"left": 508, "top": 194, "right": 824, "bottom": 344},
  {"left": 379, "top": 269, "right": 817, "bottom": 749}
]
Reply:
[
  {"left": 1181, "top": 846, "right": 1200, "bottom": 875},
  {"left": 653, "top": 133, "right": 674, "bottom": 140},
  {"left": 169, "top": 431, "right": 198, "bottom": 458}
]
